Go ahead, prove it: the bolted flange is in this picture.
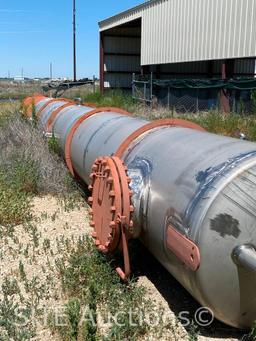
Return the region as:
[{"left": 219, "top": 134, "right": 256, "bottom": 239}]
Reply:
[{"left": 88, "top": 156, "right": 134, "bottom": 259}]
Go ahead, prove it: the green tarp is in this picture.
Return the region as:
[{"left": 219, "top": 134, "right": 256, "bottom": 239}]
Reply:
[{"left": 152, "top": 78, "right": 256, "bottom": 90}]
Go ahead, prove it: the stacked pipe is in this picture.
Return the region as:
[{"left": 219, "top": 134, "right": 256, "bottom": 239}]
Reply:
[{"left": 23, "top": 95, "right": 256, "bottom": 329}]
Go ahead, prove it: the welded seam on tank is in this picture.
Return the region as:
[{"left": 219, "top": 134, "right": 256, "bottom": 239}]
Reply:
[
  {"left": 52, "top": 109, "right": 87, "bottom": 137},
  {"left": 41, "top": 102, "right": 66, "bottom": 126},
  {"left": 127, "top": 157, "right": 152, "bottom": 231},
  {"left": 36, "top": 99, "right": 51, "bottom": 111},
  {"left": 82, "top": 116, "right": 126, "bottom": 169},
  {"left": 51, "top": 107, "right": 78, "bottom": 131},
  {"left": 103, "top": 117, "right": 143, "bottom": 146},
  {"left": 222, "top": 192, "right": 256, "bottom": 223},
  {"left": 221, "top": 180, "right": 256, "bottom": 220},
  {"left": 185, "top": 150, "right": 256, "bottom": 224},
  {"left": 120, "top": 125, "right": 171, "bottom": 158}
]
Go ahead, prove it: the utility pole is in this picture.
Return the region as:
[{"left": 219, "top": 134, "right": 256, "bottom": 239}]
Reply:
[
  {"left": 50, "top": 62, "right": 53, "bottom": 79},
  {"left": 21, "top": 67, "right": 24, "bottom": 78},
  {"left": 73, "top": 0, "right": 77, "bottom": 81}
]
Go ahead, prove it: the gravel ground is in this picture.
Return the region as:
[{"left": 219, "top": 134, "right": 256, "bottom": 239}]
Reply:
[
  {"left": 0, "top": 195, "right": 90, "bottom": 340},
  {"left": 0, "top": 195, "right": 248, "bottom": 340}
]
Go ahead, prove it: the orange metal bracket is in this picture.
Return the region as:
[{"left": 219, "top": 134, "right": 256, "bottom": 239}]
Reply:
[
  {"left": 116, "top": 215, "right": 131, "bottom": 281},
  {"left": 115, "top": 118, "right": 205, "bottom": 158},
  {"left": 167, "top": 225, "right": 200, "bottom": 271}
]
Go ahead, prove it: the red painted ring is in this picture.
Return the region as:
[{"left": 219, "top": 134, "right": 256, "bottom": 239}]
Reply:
[
  {"left": 115, "top": 118, "right": 205, "bottom": 158},
  {"left": 64, "top": 107, "right": 131, "bottom": 175},
  {"left": 23, "top": 95, "right": 46, "bottom": 117},
  {"left": 36, "top": 98, "right": 71, "bottom": 118},
  {"left": 45, "top": 102, "right": 75, "bottom": 132}
]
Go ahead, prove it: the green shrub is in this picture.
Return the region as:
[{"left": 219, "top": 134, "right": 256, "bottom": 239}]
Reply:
[
  {"left": 0, "top": 167, "right": 33, "bottom": 226},
  {"left": 188, "top": 112, "right": 256, "bottom": 141},
  {"left": 248, "top": 321, "right": 256, "bottom": 340},
  {"left": 0, "top": 276, "right": 36, "bottom": 340},
  {"left": 0, "top": 151, "right": 39, "bottom": 226},
  {"left": 53, "top": 237, "right": 152, "bottom": 340},
  {"left": 48, "top": 134, "right": 61, "bottom": 156},
  {"left": 0, "top": 186, "right": 31, "bottom": 226},
  {"left": 252, "top": 90, "right": 256, "bottom": 115},
  {"left": 31, "top": 100, "right": 37, "bottom": 127},
  {"left": 7, "top": 155, "right": 39, "bottom": 194},
  {"left": 0, "top": 104, "right": 80, "bottom": 226},
  {"left": 0, "top": 102, "right": 19, "bottom": 128},
  {"left": 83, "top": 90, "right": 138, "bottom": 113},
  {"left": 55, "top": 298, "right": 82, "bottom": 341}
]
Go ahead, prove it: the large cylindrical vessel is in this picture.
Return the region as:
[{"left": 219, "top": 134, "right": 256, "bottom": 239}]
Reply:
[{"left": 23, "top": 95, "right": 256, "bottom": 329}]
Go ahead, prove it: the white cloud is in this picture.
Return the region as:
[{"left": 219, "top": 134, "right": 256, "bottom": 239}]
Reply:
[
  {"left": 0, "top": 30, "right": 52, "bottom": 34},
  {"left": 0, "top": 9, "right": 45, "bottom": 13}
]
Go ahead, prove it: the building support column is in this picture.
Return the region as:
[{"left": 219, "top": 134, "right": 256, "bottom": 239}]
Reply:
[
  {"left": 141, "top": 65, "right": 150, "bottom": 76},
  {"left": 207, "top": 60, "right": 214, "bottom": 78},
  {"left": 155, "top": 65, "right": 161, "bottom": 79},
  {"left": 100, "top": 32, "right": 104, "bottom": 93},
  {"left": 220, "top": 59, "right": 235, "bottom": 113}
]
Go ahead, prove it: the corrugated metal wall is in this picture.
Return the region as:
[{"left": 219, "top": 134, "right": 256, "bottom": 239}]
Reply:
[
  {"left": 141, "top": 0, "right": 256, "bottom": 65},
  {"left": 100, "top": 0, "right": 256, "bottom": 89},
  {"left": 103, "top": 25, "right": 141, "bottom": 89},
  {"left": 104, "top": 36, "right": 140, "bottom": 54},
  {"left": 100, "top": 0, "right": 256, "bottom": 66}
]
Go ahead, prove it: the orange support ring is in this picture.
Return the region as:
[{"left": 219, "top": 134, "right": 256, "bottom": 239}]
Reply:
[
  {"left": 36, "top": 98, "right": 71, "bottom": 118},
  {"left": 65, "top": 107, "right": 131, "bottom": 175},
  {"left": 23, "top": 94, "right": 45, "bottom": 107},
  {"left": 45, "top": 102, "right": 75, "bottom": 132},
  {"left": 23, "top": 95, "right": 46, "bottom": 117},
  {"left": 115, "top": 118, "right": 205, "bottom": 158}
]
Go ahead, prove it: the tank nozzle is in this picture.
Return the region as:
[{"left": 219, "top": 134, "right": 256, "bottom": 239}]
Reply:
[{"left": 232, "top": 244, "right": 256, "bottom": 271}]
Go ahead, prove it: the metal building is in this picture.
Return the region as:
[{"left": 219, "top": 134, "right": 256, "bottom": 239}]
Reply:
[{"left": 99, "top": 0, "right": 256, "bottom": 111}]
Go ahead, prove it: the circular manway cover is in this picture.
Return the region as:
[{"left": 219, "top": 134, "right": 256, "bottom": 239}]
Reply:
[{"left": 88, "top": 156, "right": 134, "bottom": 253}]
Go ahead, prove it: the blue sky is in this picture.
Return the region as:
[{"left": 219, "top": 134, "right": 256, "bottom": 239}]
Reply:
[{"left": 0, "top": 1, "right": 143, "bottom": 79}]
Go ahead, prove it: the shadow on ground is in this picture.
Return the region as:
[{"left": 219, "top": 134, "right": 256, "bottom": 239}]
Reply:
[{"left": 129, "top": 240, "right": 247, "bottom": 340}]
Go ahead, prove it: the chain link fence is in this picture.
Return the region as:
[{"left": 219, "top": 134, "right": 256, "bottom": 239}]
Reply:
[{"left": 132, "top": 74, "right": 256, "bottom": 114}]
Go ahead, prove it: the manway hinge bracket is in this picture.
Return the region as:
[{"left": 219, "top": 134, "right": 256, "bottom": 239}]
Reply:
[{"left": 167, "top": 225, "right": 201, "bottom": 271}]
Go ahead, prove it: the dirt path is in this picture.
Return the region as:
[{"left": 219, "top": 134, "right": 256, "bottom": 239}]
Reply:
[{"left": 0, "top": 196, "right": 247, "bottom": 340}]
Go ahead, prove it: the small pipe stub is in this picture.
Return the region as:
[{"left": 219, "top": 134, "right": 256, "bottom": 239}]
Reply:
[
  {"left": 88, "top": 156, "right": 134, "bottom": 280},
  {"left": 232, "top": 244, "right": 256, "bottom": 271}
]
